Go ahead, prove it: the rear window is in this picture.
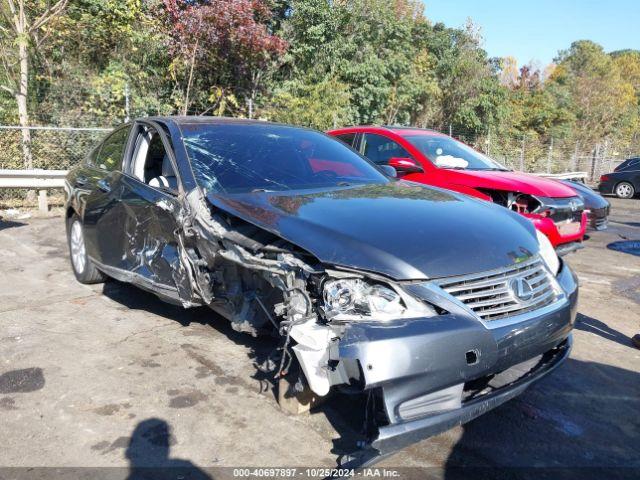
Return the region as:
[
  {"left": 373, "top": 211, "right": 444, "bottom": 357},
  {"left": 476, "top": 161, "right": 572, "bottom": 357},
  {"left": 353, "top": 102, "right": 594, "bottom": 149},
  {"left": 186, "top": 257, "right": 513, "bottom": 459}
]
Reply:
[
  {"left": 94, "top": 126, "right": 131, "bottom": 171},
  {"left": 180, "top": 123, "right": 388, "bottom": 194},
  {"left": 616, "top": 158, "right": 640, "bottom": 171}
]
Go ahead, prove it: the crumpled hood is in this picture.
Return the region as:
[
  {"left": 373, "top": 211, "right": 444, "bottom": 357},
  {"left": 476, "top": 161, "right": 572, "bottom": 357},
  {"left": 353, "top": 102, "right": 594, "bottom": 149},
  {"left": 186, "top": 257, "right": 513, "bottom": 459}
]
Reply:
[
  {"left": 446, "top": 170, "right": 578, "bottom": 198},
  {"left": 207, "top": 182, "right": 540, "bottom": 280}
]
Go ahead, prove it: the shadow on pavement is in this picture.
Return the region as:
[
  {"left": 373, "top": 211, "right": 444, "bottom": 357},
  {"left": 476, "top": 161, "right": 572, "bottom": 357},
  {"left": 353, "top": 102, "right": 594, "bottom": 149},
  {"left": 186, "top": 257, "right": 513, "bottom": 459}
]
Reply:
[
  {"left": 574, "top": 313, "right": 634, "bottom": 348},
  {"left": 443, "top": 357, "right": 640, "bottom": 479},
  {"left": 0, "top": 219, "right": 27, "bottom": 231},
  {"left": 125, "top": 418, "right": 212, "bottom": 480}
]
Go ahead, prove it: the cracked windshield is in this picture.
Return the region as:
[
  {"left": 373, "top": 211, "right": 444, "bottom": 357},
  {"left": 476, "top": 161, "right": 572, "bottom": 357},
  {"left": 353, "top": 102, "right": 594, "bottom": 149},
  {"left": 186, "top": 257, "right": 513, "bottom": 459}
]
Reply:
[
  {"left": 181, "top": 124, "right": 389, "bottom": 194},
  {"left": 404, "top": 134, "right": 509, "bottom": 171}
]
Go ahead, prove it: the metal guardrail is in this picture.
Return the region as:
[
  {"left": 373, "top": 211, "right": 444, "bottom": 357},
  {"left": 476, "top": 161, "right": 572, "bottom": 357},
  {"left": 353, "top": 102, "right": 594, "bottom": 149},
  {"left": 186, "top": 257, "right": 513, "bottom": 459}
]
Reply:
[
  {"left": 0, "top": 168, "right": 68, "bottom": 188},
  {"left": 0, "top": 169, "right": 69, "bottom": 213},
  {"left": 0, "top": 168, "right": 593, "bottom": 214}
]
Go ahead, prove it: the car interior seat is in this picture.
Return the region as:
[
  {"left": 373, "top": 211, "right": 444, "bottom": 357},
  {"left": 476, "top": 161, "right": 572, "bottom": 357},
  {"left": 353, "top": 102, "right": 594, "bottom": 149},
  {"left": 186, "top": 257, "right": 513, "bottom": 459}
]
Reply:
[{"left": 148, "top": 155, "right": 178, "bottom": 191}]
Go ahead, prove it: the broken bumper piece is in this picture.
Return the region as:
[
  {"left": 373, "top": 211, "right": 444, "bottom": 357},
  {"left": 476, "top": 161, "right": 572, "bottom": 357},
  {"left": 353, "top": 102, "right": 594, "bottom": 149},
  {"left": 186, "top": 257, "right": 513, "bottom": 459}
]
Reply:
[
  {"left": 336, "top": 262, "right": 577, "bottom": 467},
  {"left": 371, "top": 337, "right": 571, "bottom": 457}
]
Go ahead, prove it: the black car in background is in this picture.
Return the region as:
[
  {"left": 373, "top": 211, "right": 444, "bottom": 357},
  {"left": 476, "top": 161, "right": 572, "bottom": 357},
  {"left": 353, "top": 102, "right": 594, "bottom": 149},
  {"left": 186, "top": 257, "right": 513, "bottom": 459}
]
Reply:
[
  {"left": 63, "top": 117, "right": 577, "bottom": 465},
  {"left": 560, "top": 180, "right": 610, "bottom": 230},
  {"left": 598, "top": 157, "right": 640, "bottom": 198}
]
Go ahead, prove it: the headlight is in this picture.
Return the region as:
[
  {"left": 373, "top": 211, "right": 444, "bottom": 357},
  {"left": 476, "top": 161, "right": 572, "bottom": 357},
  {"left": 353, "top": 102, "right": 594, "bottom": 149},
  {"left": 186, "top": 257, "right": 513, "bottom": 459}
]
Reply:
[
  {"left": 322, "top": 278, "right": 435, "bottom": 322},
  {"left": 536, "top": 229, "right": 560, "bottom": 275}
]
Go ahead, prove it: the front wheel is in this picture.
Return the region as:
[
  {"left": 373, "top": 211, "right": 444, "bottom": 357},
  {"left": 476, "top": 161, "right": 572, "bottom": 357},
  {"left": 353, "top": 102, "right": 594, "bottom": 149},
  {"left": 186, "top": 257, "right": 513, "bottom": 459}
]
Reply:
[
  {"left": 67, "top": 215, "right": 106, "bottom": 284},
  {"left": 615, "top": 182, "right": 635, "bottom": 199}
]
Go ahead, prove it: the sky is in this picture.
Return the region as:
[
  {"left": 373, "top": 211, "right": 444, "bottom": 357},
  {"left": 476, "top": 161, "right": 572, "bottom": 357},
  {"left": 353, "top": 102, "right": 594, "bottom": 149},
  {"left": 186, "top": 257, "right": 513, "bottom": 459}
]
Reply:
[{"left": 423, "top": 0, "right": 640, "bottom": 66}]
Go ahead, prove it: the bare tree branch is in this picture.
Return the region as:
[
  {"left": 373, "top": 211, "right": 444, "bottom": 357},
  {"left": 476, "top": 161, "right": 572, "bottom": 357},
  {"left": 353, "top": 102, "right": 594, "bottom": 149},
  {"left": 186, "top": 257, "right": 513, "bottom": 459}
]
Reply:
[
  {"left": 30, "top": 0, "right": 68, "bottom": 33},
  {"left": 0, "top": 83, "right": 15, "bottom": 95}
]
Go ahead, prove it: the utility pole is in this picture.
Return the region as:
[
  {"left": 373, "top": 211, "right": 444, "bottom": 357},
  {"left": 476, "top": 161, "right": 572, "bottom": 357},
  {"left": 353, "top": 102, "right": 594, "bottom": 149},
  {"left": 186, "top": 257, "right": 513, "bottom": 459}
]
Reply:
[
  {"left": 571, "top": 141, "right": 579, "bottom": 171},
  {"left": 546, "top": 137, "right": 554, "bottom": 173},
  {"left": 124, "top": 83, "right": 130, "bottom": 123},
  {"left": 601, "top": 140, "right": 609, "bottom": 178},
  {"left": 590, "top": 144, "right": 600, "bottom": 182}
]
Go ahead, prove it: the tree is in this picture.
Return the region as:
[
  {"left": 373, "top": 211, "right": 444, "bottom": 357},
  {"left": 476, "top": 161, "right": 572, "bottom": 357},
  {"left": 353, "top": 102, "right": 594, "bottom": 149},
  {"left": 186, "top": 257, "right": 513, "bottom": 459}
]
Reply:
[
  {"left": 264, "top": 75, "right": 352, "bottom": 129},
  {"left": 40, "top": 0, "right": 174, "bottom": 125},
  {"left": 0, "top": 0, "right": 68, "bottom": 167},
  {"left": 163, "top": 0, "right": 287, "bottom": 116},
  {"left": 549, "top": 40, "right": 636, "bottom": 142},
  {"left": 278, "top": 0, "right": 440, "bottom": 125}
]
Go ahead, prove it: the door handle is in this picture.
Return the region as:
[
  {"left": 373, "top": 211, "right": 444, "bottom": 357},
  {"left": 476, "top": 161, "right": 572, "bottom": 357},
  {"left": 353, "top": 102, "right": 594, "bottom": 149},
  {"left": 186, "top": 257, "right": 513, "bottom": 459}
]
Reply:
[
  {"left": 97, "top": 178, "right": 111, "bottom": 193},
  {"left": 74, "top": 175, "right": 88, "bottom": 187}
]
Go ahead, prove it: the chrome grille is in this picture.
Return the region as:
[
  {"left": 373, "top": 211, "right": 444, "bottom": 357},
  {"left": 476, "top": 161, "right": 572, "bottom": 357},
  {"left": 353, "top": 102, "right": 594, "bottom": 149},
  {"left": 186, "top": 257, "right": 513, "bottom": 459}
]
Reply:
[{"left": 435, "top": 256, "right": 557, "bottom": 321}]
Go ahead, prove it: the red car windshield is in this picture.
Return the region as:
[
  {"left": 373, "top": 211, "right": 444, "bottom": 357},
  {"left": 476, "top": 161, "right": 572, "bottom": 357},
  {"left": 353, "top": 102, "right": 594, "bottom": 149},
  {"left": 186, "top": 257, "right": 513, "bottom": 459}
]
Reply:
[{"left": 404, "top": 134, "right": 509, "bottom": 171}]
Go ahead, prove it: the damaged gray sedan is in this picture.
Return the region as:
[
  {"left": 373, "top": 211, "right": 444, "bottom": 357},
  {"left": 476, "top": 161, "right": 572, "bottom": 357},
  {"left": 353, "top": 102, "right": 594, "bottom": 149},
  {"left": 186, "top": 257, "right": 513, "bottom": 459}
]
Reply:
[{"left": 64, "top": 117, "right": 578, "bottom": 465}]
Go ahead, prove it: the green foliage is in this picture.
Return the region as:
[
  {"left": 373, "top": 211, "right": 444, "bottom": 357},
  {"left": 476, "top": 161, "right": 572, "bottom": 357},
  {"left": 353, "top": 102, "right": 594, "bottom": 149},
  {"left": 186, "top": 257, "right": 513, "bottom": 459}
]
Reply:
[
  {"left": 547, "top": 40, "right": 637, "bottom": 142},
  {"left": 0, "top": 0, "right": 638, "bottom": 167},
  {"left": 263, "top": 76, "right": 352, "bottom": 130}
]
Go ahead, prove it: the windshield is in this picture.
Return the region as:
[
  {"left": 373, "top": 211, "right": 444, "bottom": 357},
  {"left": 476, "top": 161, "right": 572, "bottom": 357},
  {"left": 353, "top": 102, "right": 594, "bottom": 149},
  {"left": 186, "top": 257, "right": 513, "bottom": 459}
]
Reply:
[
  {"left": 181, "top": 123, "right": 389, "bottom": 194},
  {"left": 404, "top": 134, "right": 509, "bottom": 171}
]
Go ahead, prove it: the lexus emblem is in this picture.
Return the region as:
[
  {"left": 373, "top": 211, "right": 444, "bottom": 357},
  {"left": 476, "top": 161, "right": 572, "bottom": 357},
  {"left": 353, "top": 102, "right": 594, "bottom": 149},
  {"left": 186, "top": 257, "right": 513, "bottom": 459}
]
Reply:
[{"left": 510, "top": 277, "right": 534, "bottom": 302}]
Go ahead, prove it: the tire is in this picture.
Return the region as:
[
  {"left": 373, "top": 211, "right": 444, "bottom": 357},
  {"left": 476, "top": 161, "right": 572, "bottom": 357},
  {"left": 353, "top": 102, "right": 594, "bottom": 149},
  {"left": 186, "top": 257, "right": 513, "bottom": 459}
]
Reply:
[
  {"left": 66, "top": 214, "right": 106, "bottom": 284},
  {"left": 615, "top": 181, "right": 635, "bottom": 199}
]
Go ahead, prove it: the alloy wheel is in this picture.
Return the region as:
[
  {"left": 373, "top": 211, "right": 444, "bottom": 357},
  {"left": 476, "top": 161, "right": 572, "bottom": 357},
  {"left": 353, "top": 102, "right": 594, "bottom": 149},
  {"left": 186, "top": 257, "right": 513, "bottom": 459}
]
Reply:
[
  {"left": 616, "top": 182, "right": 634, "bottom": 198},
  {"left": 70, "top": 220, "right": 86, "bottom": 274}
]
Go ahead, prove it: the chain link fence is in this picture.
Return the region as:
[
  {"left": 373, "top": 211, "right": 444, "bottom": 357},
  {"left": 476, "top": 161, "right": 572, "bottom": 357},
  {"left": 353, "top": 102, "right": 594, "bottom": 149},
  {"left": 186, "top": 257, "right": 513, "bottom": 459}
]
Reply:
[
  {"left": 0, "top": 126, "right": 109, "bottom": 171},
  {"left": 441, "top": 128, "right": 638, "bottom": 182},
  {"left": 1, "top": 124, "right": 638, "bottom": 200},
  {"left": 0, "top": 126, "right": 109, "bottom": 203}
]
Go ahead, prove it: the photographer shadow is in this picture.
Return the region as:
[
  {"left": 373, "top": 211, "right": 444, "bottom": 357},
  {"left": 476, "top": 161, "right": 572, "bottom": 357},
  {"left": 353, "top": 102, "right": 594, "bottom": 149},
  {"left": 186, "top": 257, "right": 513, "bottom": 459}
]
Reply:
[{"left": 125, "top": 418, "right": 213, "bottom": 480}]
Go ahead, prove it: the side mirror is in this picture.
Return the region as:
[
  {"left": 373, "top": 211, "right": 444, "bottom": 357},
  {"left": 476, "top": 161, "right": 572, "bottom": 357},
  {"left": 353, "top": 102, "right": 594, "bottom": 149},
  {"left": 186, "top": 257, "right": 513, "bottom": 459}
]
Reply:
[
  {"left": 379, "top": 165, "right": 397, "bottom": 178},
  {"left": 388, "top": 157, "right": 423, "bottom": 175}
]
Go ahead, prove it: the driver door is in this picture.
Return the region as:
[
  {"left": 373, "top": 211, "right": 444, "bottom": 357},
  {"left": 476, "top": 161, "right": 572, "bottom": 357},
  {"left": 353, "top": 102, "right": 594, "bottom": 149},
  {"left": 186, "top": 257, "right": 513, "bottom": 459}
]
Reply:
[{"left": 116, "top": 122, "right": 188, "bottom": 303}]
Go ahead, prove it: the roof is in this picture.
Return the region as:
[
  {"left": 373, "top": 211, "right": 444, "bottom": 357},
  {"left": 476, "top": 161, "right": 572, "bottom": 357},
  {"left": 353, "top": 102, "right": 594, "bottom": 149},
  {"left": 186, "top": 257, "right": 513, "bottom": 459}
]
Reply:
[
  {"left": 330, "top": 125, "right": 447, "bottom": 137},
  {"left": 142, "top": 116, "right": 287, "bottom": 127},
  {"left": 383, "top": 126, "right": 446, "bottom": 137}
]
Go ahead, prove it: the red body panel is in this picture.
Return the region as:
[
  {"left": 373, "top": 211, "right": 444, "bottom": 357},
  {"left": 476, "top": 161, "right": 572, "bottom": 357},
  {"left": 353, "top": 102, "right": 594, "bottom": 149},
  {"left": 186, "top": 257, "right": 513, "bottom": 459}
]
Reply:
[{"left": 328, "top": 126, "right": 586, "bottom": 247}]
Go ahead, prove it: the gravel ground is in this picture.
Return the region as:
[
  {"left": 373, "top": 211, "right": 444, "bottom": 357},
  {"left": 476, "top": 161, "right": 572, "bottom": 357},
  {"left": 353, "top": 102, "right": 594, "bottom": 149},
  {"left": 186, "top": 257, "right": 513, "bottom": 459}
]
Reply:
[{"left": 0, "top": 197, "right": 638, "bottom": 479}]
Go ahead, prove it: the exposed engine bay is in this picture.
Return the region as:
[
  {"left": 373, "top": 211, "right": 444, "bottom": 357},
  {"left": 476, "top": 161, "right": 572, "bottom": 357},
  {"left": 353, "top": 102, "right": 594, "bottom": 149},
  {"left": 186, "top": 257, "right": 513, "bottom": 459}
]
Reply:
[
  {"left": 479, "top": 189, "right": 584, "bottom": 224},
  {"left": 170, "top": 190, "right": 367, "bottom": 398}
]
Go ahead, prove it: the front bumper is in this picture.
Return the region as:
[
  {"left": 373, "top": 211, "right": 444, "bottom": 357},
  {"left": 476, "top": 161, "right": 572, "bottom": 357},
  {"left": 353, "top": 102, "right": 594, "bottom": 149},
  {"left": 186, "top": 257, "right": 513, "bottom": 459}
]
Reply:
[
  {"left": 527, "top": 213, "right": 587, "bottom": 248},
  {"left": 586, "top": 205, "right": 610, "bottom": 230},
  {"left": 334, "top": 261, "right": 578, "bottom": 461}
]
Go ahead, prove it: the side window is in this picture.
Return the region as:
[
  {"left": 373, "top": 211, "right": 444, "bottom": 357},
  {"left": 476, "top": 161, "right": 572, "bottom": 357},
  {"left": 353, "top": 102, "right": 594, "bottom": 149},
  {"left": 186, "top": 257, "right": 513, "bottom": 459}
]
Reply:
[
  {"left": 86, "top": 145, "right": 101, "bottom": 166},
  {"left": 335, "top": 133, "right": 356, "bottom": 147},
  {"left": 130, "top": 125, "right": 178, "bottom": 192},
  {"left": 95, "top": 126, "right": 131, "bottom": 172},
  {"left": 361, "top": 133, "right": 412, "bottom": 165}
]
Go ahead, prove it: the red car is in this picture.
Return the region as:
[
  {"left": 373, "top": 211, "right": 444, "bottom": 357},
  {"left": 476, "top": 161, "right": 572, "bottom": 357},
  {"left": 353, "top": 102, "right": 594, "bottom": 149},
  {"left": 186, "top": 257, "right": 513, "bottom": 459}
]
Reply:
[{"left": 328, "top": 126, "right": 586, "bottom": 253}]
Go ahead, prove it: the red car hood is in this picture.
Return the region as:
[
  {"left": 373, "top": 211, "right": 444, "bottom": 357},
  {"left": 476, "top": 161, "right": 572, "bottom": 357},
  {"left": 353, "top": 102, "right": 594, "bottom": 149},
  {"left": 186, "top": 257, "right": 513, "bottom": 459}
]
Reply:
[{"left": 445, "top": 170, "right": 577, "bottom": 198}]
